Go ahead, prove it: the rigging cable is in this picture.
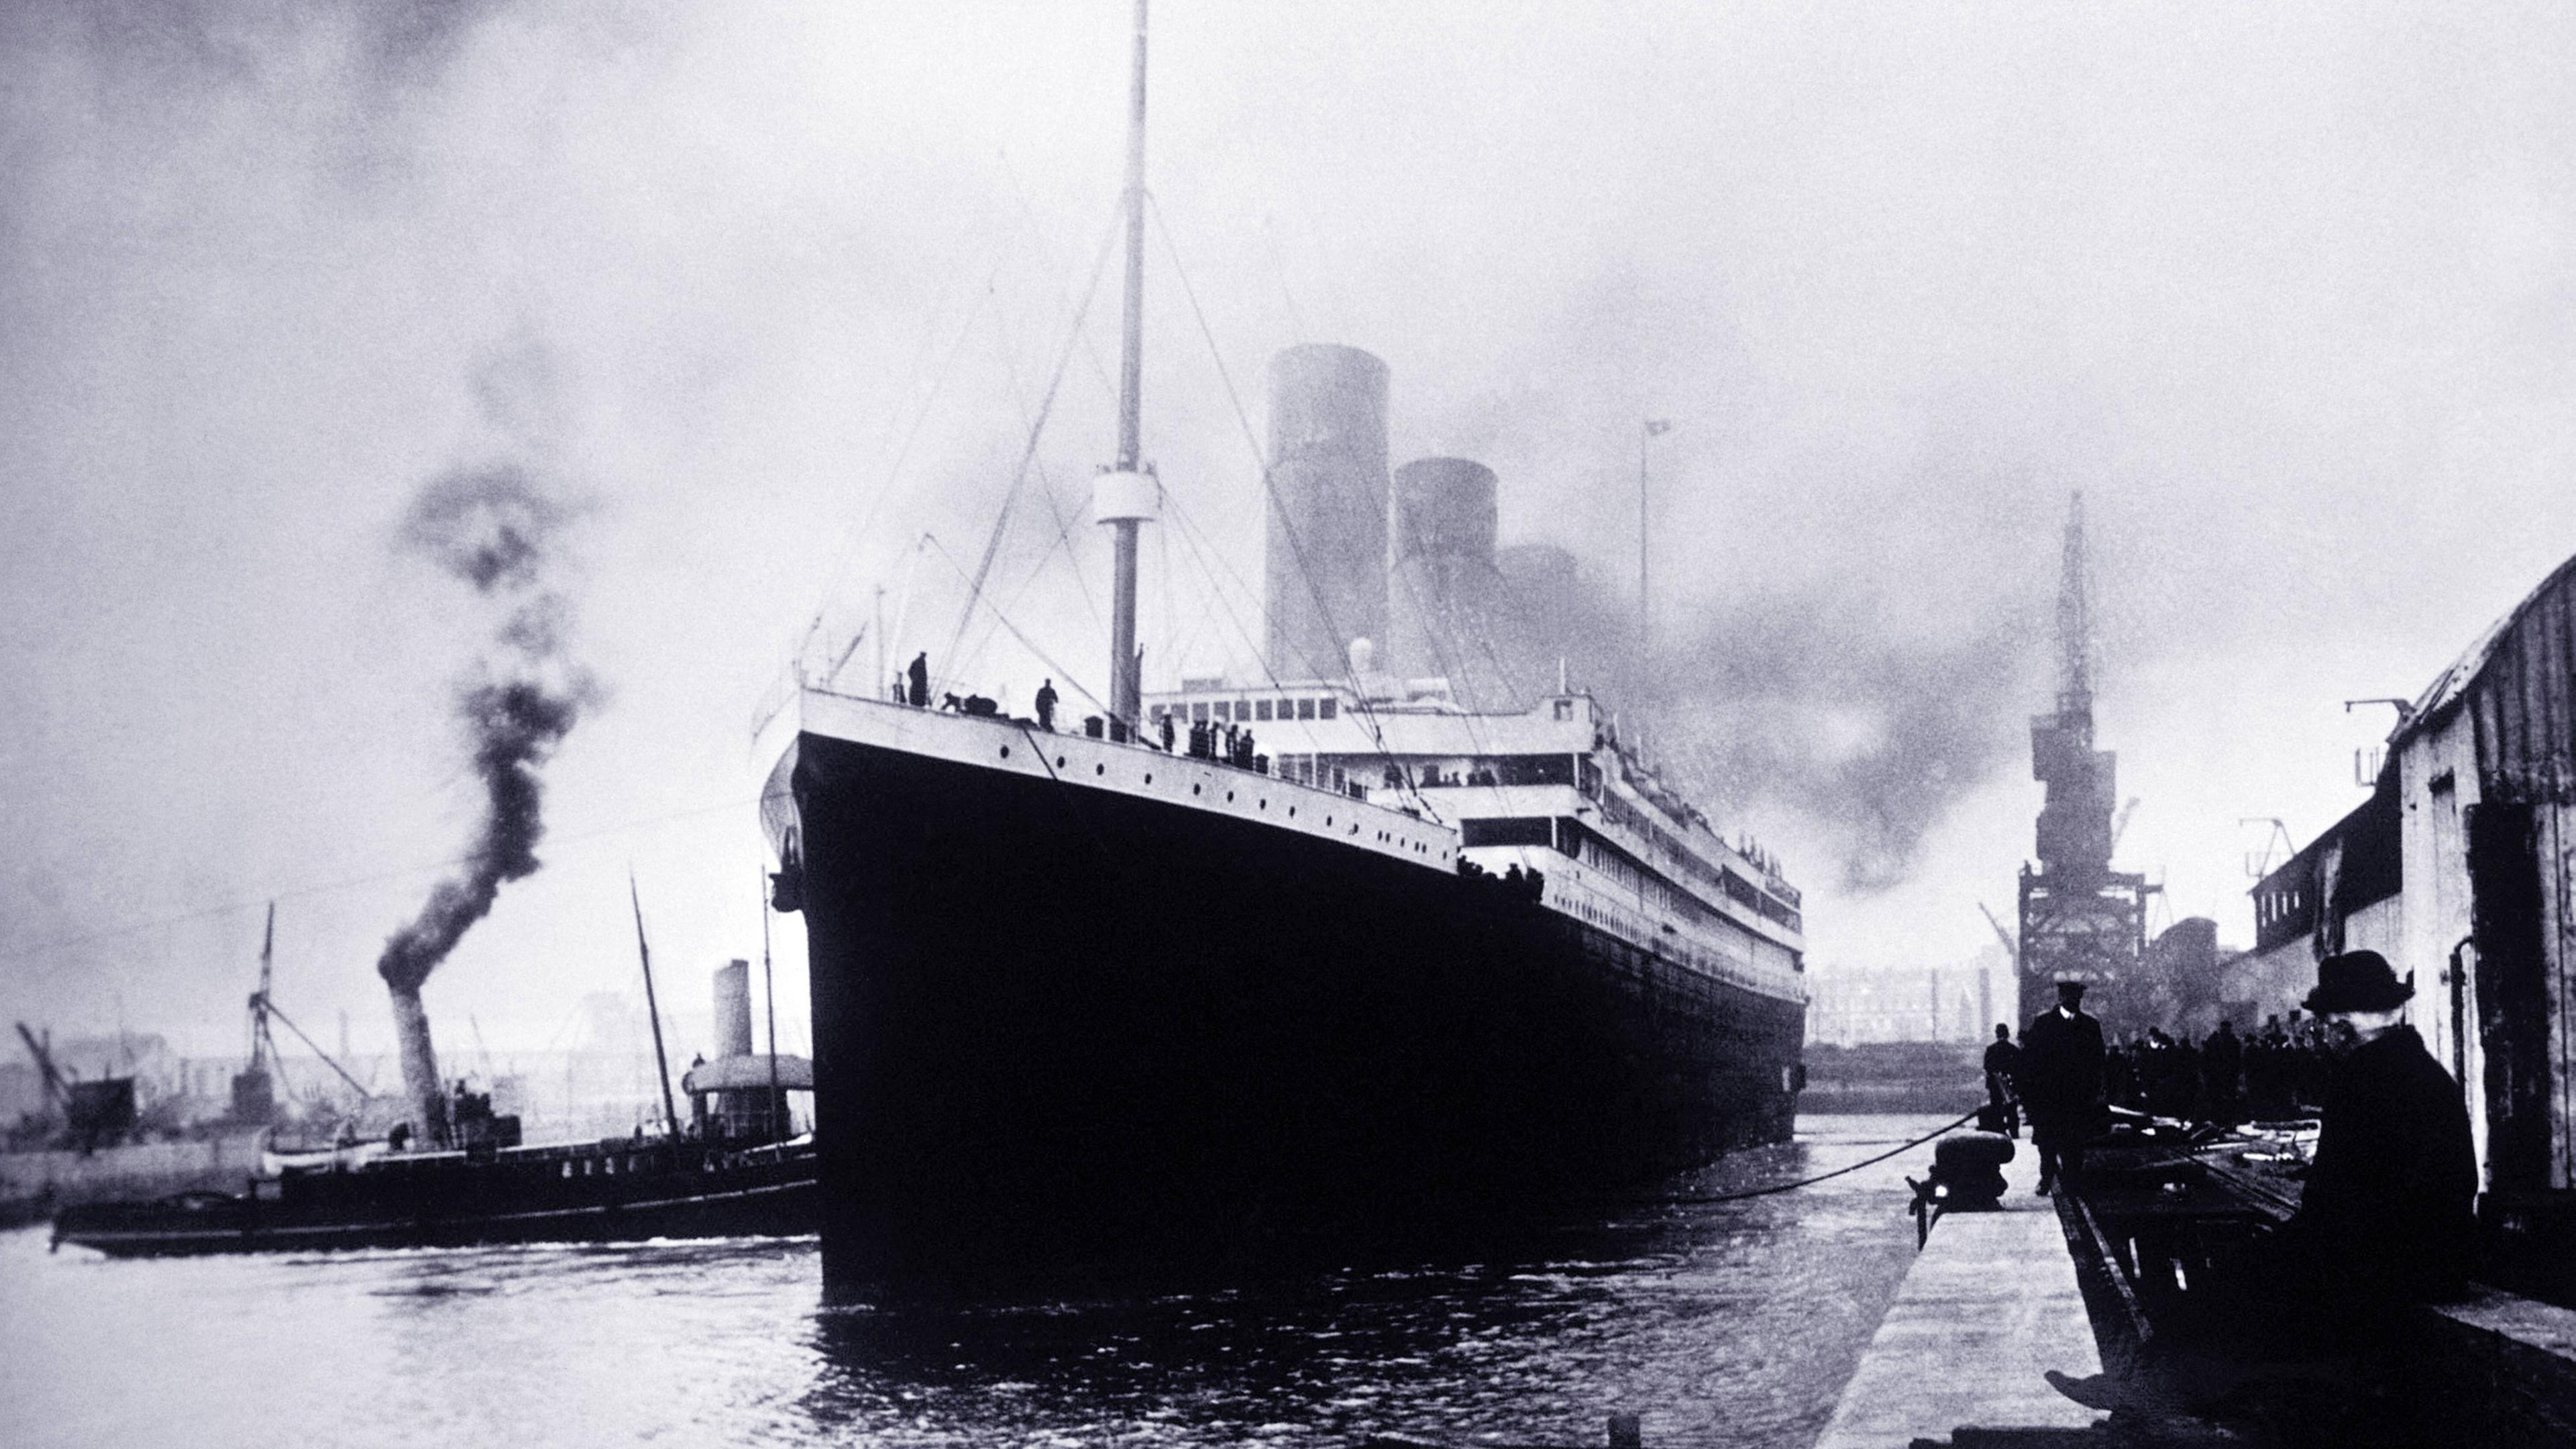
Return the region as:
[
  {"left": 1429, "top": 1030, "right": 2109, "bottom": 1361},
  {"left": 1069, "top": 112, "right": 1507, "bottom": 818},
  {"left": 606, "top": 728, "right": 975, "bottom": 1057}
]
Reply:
[
  {"left": 941, "top": 201, "right": 1125, "bottom": 674},
  {"left": 800, "top": 231, "right": 1011, "bottom": 665},
  {"left": 924, "top": 535, "right": 1112, "bottom": 720},
  {"left": 1148, "top": 196, "right": 1438, "bottom": 820}
]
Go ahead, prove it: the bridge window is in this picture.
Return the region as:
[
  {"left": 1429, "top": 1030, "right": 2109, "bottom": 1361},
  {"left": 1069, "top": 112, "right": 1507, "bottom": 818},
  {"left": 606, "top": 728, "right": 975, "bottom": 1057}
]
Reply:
[
  {"left": 1497, "top": 755, "right": 1575, "bottom": 787},
  {"left": 1256, "top": 700, "right": 1274, "bottom": 721},
  {"left": 1462, "top": 817, "right": 1554, "bottom": 848},
  {"left": 1297, "top": 698, "right": 1316, "bottom": 720},
  {"left": 1319, "top": 698, "right": 1338, "bottom": 720}
]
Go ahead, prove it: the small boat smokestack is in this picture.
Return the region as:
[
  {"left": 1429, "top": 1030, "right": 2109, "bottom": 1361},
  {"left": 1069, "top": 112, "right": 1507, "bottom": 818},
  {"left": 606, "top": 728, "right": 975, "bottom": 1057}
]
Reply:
[
  {"left": 714, "top": 959, "right": 755, "bottom": 1059},
  {"left": 386, "top": 984, "right": 447, "bottom": 1147}
]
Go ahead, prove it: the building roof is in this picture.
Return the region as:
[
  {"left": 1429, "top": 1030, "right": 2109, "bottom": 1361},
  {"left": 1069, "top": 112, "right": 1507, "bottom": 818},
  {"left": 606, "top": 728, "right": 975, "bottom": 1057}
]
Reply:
[{"left": 2392, "top": 549, "right": 2576, "bottom": 803}]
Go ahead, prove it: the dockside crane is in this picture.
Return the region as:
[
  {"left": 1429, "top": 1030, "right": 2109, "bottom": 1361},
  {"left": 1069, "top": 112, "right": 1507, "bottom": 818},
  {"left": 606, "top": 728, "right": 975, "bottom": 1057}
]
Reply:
[
  {"left": 241, "top": 904, "right": 372, "bottom": 1112},
  {"left": 14, "top": 1022, "right": 70, "bottom": 1121},
  {"left": 1977, "top": 902, "right": 2019, "bottom": 972}
]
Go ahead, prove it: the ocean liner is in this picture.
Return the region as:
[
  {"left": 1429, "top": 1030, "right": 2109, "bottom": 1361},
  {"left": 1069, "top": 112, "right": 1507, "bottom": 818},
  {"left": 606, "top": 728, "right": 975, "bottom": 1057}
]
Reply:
[{"left": 755, "top": 1, "right": 1806, "bottom": 1297}]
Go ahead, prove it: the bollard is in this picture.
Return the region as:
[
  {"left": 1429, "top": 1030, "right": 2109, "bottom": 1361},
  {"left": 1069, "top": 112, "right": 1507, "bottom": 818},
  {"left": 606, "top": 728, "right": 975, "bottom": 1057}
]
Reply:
[{"left": 1606, "top": 1411, "right": 1642, "bottom": 1447}]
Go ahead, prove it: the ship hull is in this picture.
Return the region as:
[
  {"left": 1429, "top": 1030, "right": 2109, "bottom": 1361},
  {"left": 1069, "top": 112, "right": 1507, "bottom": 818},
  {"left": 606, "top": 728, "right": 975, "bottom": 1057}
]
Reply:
[{"left": 790, "top": 731, "right": 1805, "bottom": 1299}]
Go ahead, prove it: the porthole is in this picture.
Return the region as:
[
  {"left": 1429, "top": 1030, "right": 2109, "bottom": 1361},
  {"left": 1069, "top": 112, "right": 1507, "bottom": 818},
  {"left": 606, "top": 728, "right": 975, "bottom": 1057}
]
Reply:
[
  {"left": 1144, "top": 773, "right": 1154, "bottom": 784},
  {"left": 1000, "top": 746, "right": 1011, "bottom": 759},
  {"left": 1057, "top": 756, "right": 1067, "bottom": 768},
  {"left": 1325, "top": 816, "right": 1333, "bottom": 826},
  {"left": 1095, "top": 763, "right": 1106, "bottom": 775},
  {"left": 1288, "top": 807, "right": 1296, "bottom": 818},
  {"left": 1226, "top": 790, "right": 1235, "bottom": 802},
  {"left": 1193, "top": 784, "right": 1201, "bottom": 796},
  {"left": 1258, "top": 799, "right": 1267, "bottom": 810}
]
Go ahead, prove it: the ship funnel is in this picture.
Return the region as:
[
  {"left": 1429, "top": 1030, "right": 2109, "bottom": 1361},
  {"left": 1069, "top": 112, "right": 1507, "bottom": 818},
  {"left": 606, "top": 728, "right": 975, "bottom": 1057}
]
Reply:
[
  {"left": 1264, "top": 345, "right": 1390, "bottom": 682},
  {"left": 1389, "top": 457, "right": 1508, "bottom": 708},
  {"left": 714, "top": 959, "right": 754, "bottom": 1059}
]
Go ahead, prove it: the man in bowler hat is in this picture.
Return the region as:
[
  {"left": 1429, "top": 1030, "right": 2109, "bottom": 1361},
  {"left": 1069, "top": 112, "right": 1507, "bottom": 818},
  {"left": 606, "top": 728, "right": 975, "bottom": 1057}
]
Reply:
[
  {"left": 2048, "top": 949, "right": 2477, "bottom": 1415},
  {"left": 2272, "top": 948, "right": 2477, "bottom": 1304},
  {"left": 2020, "top": 979, "right": 2106, "bottom": 1194}
]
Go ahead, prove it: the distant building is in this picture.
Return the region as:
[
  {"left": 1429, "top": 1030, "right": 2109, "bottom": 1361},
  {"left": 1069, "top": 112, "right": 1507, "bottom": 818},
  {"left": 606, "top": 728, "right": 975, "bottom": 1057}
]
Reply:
[{"left": 1807, "top": 956, "right": 2002, "bottom": 1045}]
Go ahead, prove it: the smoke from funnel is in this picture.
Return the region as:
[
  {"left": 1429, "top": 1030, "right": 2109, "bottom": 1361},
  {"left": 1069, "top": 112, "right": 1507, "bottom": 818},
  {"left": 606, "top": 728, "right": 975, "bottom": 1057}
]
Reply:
[
  {"left": 378, "top": 462, "right": 594, "bottom": 1141},
  {"left": 1485, "top": 549, "right": 2036, "bottom": 893}
]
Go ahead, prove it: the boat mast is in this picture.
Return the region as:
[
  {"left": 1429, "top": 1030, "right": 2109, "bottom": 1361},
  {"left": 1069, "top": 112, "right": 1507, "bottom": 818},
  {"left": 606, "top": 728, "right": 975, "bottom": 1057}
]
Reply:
[
  {"left": 1097, "top": 0, "right": 1155, "bottom": 730},
  {"left": 761, "top": 866, "right": 781, "bottom": 1138},
  {"left": 627, "top": 873, "right": 684, "bottom": 1141}
]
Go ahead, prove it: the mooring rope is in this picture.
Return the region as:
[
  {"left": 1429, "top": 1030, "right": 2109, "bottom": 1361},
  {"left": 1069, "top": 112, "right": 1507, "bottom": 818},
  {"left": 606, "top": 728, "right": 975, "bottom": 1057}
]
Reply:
[{"left": 1657, "top": 1106, "right": 1984, "bottom": 1205}]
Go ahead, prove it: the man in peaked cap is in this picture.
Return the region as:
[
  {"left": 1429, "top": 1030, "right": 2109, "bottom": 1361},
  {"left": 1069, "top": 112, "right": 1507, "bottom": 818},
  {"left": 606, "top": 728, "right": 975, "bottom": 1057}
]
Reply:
[{"left": 2019, "top": 978, "right": 2106, "bottom": 1195}]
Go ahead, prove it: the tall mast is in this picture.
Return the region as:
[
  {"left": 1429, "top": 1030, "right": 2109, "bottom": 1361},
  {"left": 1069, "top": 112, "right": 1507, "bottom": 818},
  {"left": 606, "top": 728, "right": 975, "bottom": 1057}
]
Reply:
[
  {"left": 761, "top": 867, "right": 781, "bottom": 1138},
  {"left": 1095, "top": 0, "right": 1157, "bottom": 731},
  {"left": 627, "top": 873, "right": 684, "bottom": 1142}
]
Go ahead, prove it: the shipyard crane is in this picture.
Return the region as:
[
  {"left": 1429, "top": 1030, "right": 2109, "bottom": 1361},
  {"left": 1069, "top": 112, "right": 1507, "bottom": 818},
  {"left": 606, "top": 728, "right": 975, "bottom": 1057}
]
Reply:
[
  {"left": 242, "top": 906, "right": 372, "bottom": 1106},
  {"left": 1976, "top": 902, "right": 2019, "bottom": 971},
  {"left": 14, "top": 1022, "right": 70, "bottom": 1117}
]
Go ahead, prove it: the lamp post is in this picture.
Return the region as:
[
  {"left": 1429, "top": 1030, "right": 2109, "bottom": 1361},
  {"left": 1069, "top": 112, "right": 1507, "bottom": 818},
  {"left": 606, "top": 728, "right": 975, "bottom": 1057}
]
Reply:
[{"left": 1640, "top": 417, "right": 1671, "bottom": 654}]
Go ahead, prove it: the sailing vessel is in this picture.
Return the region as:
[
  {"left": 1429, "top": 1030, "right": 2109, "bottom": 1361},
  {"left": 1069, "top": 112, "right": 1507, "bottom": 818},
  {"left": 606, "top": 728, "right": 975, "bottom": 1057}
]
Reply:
[{"left": 757, "top": 1, "right": 1807, "bottom": 1297}]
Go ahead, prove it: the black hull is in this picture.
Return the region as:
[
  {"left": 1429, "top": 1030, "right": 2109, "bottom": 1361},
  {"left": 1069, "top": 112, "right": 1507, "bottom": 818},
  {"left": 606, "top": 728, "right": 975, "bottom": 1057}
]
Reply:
[
  {"left": 791, "top": 731, "right": 1805, "bottom": 1298},
  {"left": 52, "top": 1143, "right": 816, "bottom": 1258}
]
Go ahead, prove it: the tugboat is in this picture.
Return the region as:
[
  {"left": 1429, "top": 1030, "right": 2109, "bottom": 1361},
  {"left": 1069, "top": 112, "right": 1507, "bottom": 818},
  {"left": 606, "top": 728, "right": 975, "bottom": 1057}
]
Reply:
[{"left": 54, "top": 958, "right": 818, "bottom": 1257}]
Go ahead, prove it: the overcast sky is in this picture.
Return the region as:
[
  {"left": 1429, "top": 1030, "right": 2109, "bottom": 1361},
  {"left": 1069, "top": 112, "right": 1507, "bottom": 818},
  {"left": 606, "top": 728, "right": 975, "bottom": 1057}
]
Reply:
[{"left": 5, "top": 1, "right": 2573, "bottom": 1061}]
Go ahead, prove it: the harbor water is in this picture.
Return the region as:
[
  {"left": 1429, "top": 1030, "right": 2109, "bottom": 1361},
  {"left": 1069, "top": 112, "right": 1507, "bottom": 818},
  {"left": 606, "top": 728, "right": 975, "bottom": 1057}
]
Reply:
[{"left": 0, "top": 1114, "right": 1948, "bottom": 1449}]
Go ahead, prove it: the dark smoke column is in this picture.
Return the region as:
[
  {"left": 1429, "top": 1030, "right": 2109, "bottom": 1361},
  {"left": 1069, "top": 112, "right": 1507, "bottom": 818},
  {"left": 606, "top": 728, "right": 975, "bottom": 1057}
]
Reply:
[{"left": 378, "top": 466, "right": 590, "bottom": 1146}]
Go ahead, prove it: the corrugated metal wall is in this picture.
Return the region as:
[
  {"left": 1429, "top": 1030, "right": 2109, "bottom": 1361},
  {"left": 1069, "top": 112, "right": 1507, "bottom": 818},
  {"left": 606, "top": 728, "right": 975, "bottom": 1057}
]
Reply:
[{"left": 2469, "top": 562, "right": 2576, "bottom": 806}]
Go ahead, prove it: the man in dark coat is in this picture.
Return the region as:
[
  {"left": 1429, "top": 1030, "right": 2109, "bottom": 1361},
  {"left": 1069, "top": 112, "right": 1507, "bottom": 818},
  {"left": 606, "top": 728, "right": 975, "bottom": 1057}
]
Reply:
[
  {"left": 2048, "top": 949, "right": 2478, "bottom": 1415},
  {"left": 2271, "top": 949, "right": 2477, "bottom": 1305},
  {"left": 2200, "top": 1018, "right": 2243, "bottom": 1126},
  {"left": 1982, "top": 1024, "right": 2022, "bottom": 1138},
  {"left": 906, "top": 651, "right": 930, "bottom": 708},
  {"left": 1034, "top": 678, "right": 1059, "bottom": 732},
  {"left": 2020, "top": 979, "right": 2106, "bottom": 1195}
]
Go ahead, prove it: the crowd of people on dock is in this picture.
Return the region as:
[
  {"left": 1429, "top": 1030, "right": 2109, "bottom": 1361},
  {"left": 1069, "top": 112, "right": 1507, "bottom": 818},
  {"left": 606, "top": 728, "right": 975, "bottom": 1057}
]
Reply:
[
  {"left": 2102, "top": 1016, "right": 2343, "bottom": 1125},
  {"left": 1984, "top": 1006, "right": 2348, "bottom": 1140}
]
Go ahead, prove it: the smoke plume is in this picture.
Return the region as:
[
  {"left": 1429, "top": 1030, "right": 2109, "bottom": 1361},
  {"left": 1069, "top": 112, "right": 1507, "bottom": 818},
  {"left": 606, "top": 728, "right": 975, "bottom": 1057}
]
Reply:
[
  {"left": 1650, "top": 590, "right": 2037, "bottom": 893},
  {"left": 1485, "top": 551, "right": 2039, "bottom": 894},
  {"left": 376, "top": 463, "right": 594, "bottom": 995}
]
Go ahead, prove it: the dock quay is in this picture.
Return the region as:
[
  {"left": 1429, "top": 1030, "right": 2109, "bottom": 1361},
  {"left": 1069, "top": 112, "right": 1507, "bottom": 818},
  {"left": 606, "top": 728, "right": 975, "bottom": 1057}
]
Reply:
[
  {"left": 1813, "top": 1142, "right": 2107, "bottom": 1449},
  {"left": 1809, "top": 1120, "right": 2576, "bottom": 1448}
]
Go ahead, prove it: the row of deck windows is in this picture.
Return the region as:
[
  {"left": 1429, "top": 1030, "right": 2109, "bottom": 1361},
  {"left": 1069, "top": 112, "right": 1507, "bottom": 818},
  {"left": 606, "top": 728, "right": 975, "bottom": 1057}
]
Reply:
[{"left": 1152, "top": 696, "right": 1338, "bottom": 724}]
